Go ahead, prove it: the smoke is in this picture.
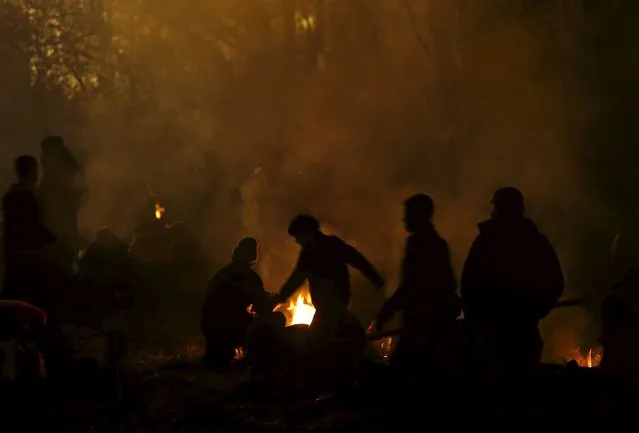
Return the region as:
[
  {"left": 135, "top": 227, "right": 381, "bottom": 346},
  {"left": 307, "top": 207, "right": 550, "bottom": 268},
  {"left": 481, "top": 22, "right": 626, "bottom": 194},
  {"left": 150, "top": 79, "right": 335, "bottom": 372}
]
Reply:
[
  {"left": 84, "top": 4, "right": 592, "bottom": 282},
  {"left": 0, "top": 1, "right": 611, "bottom": 356}
]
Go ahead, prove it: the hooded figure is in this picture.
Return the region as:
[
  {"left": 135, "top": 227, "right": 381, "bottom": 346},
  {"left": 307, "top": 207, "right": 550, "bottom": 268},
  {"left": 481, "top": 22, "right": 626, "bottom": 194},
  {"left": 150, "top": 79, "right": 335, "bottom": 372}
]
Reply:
[
  {"left": 201, "top": 237, "right": 275, "bottom": 370},
  {"left": 38, "top": 136, "right": 88, "bottom": 272},
  {"left": 461, "top": 187, "right": 564, "bottom": 428}
]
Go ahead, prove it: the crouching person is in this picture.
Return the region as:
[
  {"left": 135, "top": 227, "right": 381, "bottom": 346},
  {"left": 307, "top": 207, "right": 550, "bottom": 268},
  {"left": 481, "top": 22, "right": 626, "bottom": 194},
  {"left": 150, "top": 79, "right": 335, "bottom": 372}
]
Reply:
[{"left": 201, "top": 237, "right": 276, "bottom": 372}]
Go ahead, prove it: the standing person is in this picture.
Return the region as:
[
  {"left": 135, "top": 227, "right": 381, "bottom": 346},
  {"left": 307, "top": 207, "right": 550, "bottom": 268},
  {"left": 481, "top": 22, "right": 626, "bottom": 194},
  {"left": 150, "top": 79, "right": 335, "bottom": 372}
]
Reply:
[
  {"left": 274, "top": 214, "right": 385, "bottom": 358},
  {"left": 461, "top": 187, "right": 564, "bottom": 430},
  {"left": 2, "top": 155, "right": 56, "bottom": 307},
  {"left": 39, "top": 135, "right": 88, "bottom": 273},
  {"left": 375, "top": 194, "right": 461, "bottom": 384},
  {"left": 600, "top": 269, "right": 639, "bottom": 390}
]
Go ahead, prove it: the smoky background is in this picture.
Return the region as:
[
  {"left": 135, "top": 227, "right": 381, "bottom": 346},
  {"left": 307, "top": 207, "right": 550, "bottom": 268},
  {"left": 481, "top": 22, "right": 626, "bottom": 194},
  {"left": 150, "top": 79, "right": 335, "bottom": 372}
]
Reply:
[{"left": 2, "top": 0, "right": 639, "bottom": 361}]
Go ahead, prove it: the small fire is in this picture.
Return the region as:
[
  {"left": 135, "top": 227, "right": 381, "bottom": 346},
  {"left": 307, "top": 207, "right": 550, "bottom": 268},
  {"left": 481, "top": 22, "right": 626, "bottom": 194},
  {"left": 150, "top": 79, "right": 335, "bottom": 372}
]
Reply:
[
  {"left": 234, "top": 347, "right": 245, "bottom": 360},
  {"left": 287, "top": 292, "right": 316, "bottom": 326},
  {"left": 568, "top": 346, "right": 603, "bottom": 368},
  {"left": 154, "top": 201, "right": 165, "bottom": 220},
  {"left": 373, "top": 336, "right": 395, "bottom": 360}
]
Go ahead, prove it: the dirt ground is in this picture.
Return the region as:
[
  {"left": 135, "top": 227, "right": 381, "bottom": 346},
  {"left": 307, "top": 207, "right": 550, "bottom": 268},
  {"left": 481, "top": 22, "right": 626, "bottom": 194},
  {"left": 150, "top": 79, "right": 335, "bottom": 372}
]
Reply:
[{"left": 1, "top": 327, "right": 635, "bottom": 433}]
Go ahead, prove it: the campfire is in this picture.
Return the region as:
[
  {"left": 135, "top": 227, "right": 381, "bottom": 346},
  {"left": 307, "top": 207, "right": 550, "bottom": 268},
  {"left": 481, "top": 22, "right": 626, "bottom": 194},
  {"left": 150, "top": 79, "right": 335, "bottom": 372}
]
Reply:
[
  {"left": 155, "top": 201, "right": 165, "bottom": 220},
  {"left": 286, "top": 290, "right": 316, "bottom": 326},
  {"left": 372, "top": 336, "right": 396, "bottom": 361},
  {"left": 234, "top": 347, "right": 245, "bottom": 361},
  {"left": 568, "top": 346, "right": 603, "bottom": 368}
]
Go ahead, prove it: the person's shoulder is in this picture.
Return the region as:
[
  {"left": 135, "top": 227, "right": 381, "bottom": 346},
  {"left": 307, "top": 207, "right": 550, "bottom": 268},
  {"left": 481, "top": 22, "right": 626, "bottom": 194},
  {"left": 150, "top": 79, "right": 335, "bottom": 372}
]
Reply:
[
  {"left": 245, "top": 266, "right": 263, "bottom": 282},
  {"left": 325, "top": 234, "right": 349, "bottom": 249},
  {"left": 208, "top": 264, "right": 231, "bottom": 282},
  {"left": 432, "top": 230, "right": 451, "bottom": 251}
]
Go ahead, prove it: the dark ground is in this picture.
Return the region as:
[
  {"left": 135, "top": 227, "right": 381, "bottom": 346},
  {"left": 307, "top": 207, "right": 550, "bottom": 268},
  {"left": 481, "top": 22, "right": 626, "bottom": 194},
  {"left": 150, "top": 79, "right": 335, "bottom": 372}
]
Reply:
[{"left": 0, "top": 328, "right": 635, "bottom": 433}]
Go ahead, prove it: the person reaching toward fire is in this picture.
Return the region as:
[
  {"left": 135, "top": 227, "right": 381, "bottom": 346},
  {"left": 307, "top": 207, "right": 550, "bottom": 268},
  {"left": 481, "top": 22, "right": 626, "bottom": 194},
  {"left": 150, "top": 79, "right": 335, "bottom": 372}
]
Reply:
[
  {"left": 274, "top": 214, "right": 385, "bottom": 357},
  {"left": 200, "top": 237, "right": 277, "bottom": 371},
  {"left": 461, "top": 186, "right": 564, "bottom": 428},
  {"left": 374, "top": 194, "right": 461, "bottom": 385}
]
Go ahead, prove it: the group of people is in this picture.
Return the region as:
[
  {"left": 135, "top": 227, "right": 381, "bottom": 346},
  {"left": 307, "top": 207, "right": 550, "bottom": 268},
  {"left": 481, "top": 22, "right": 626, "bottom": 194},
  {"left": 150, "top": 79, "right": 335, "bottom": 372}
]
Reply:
[
  {"left": 2, "top": 136, "right": 87, "bottom": 303},
  {"left": 201, "top": 186, "right": 565, "bottom": 405},
  {"left": 5, "top": 135, "right": 639, "bottom": 429}
]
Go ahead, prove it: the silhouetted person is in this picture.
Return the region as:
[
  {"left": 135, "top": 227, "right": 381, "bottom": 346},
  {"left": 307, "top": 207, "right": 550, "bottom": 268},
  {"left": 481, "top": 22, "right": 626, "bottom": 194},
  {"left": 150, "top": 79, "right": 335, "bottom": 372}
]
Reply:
[
  {"left": 167, "top": 222, "right": 209, "bottom": 279},
  {"left": 275, "top": 215, "right": 384, "bottom": 356},
  {"left": 2, "top": 155, "right": 56, "bottom": 306},
  {"left": 461, "top": 187, "right": 564, "bottom": 429},
  {"left": 375, "top": 194, "right": 461, "bottom": 383},
  {"left": 128, "top": 220, "right": 169, "bottom": 264},
  {"left": 600, "top": 269, "right": 639, "bottom": 389},
  {"left": 39, "top": 135, "right": 88, "bottom": 273},
  {"left": 201, "top": 237, "right": 275, "bottom": 371},
  {"left": 79, "top": 227, "right": 135, "bottom": 301}
]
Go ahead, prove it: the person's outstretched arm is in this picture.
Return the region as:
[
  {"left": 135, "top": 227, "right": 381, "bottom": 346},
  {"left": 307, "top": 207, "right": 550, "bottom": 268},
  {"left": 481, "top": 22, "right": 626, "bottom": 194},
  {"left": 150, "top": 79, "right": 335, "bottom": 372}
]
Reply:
[
  {"left": 343, "top": 242, "right": 385, "bottom": 289},
  {"left": 277, "top": 265, "right": 307, "bottom": 302}
]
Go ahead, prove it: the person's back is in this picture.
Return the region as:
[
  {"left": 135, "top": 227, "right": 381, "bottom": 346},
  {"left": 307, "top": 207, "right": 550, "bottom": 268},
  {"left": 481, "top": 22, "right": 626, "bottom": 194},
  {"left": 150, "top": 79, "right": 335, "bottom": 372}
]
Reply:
[
  {"left": 278, "top": 215, "right": 384, "bottom": 311},
  {"left": 462, "top": 189, "right": 563, "bottom": 325},
  {"left": 297, "top": 233, "right": 355, "bottom": 307},
  {"left": 201, "top": 263, "right": 262, "bottom": 336},
  {"left": 201, "top": 237, "right": 273, "bottom": 370},
  {"left": 461, "top": 187, "right": 564, "bottom": 430}
]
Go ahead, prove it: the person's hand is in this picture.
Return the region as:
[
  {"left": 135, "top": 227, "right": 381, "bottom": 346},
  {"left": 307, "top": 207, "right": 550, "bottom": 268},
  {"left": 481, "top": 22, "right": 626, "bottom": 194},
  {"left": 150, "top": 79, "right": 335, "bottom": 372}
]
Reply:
[{"left": 271, "top": 292, "right": 287, "bottom": 311}]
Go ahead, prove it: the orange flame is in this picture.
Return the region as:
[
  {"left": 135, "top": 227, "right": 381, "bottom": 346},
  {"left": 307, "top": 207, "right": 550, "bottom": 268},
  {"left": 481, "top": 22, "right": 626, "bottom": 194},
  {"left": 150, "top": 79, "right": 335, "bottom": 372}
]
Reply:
[
  {"left": 234, "top": 347, "right": 245, "bottom": 360},
  {"left": 154, "top": 201, "right": 165, "bottom": 220},
  {"left": 568, "top": 346, "right": 602, "bottom": 368},
  {"left": 286, "top": 292, "right": 316, "bottom": 326}
]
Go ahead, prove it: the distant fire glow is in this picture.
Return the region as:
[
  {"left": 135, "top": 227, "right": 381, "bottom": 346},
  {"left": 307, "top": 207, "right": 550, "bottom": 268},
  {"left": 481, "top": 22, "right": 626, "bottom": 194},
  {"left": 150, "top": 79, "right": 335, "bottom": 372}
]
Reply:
[{"left": 154, "top": 201, "right": 165, "bottom": 220}]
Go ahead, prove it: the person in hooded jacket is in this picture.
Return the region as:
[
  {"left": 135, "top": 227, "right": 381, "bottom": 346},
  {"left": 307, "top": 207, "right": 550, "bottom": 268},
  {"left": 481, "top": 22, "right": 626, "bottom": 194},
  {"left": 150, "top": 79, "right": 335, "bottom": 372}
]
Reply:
[
  {"left": 201, "top": 237, "right": 276, "bottom": 371},
  {"left": 375, "top": 194, "right": 461, "bottom": 382},
  {"left": 461, "top": 187, "right": 564, "bottom": 429}
]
